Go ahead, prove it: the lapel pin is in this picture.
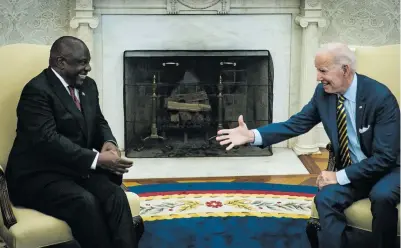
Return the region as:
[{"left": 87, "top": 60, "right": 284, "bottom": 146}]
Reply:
[
  {"left": 82, "top": 92, "right": 85, "bottom": 96},
  {"left": 359, "top": 106, "right": 362, "bottom": 109}
]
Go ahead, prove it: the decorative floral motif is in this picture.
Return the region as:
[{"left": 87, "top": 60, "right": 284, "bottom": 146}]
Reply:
[
  {"left": 179, "top": 200, "right": 201, "bottom": 211},
  {"left": 0, "top": 0, "right": 71, "bottom": 45},
  {"left": 177, "top": 0, "right": 221, "bottom": 9},
  {"left": 205, "top": 200, "right": 223, "bottom": 208},
  {"left": 139, "top": 193, "right": 314, "bottom": 221},
  {"left": 140, "top": 200, "right": 201, "bottom": 215},
  {"left": 224, "top": 199, "right": 253, "bottom": 210},
  {"left": 321, "top": 0, "right": 400, "bottom": 45},
  {"left": 307, "top": 0, "right": 320, "bottom": 8},
  {"left": 169, "top": 0, "right": 228, "bottom": 14}
]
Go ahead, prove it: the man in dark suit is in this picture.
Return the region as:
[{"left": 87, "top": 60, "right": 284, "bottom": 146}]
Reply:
[
  {"left": 216, "top": 43, "right": 400, "bottom": 248},
  {"left": 5, "top": 36, "right": 143, "bottom": 248}
]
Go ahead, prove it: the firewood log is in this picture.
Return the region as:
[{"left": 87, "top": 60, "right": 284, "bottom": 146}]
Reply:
[{"left": 167, "top": 101, "right": 211, "bottom": 112}]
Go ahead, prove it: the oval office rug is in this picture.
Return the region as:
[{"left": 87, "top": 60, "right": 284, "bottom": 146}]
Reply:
[{"left": 129, "top": 182, "right": 318, "bottom": 248}]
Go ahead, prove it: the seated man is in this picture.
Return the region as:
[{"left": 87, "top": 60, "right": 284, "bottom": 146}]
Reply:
[
  {"left": 5, "top": 36, "right": 143, "bottom": 248},
  {"left": 216, "top": 43, "right": 400, "bottom": 248}
]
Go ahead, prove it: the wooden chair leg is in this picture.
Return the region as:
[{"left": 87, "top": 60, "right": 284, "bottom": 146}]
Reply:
[{"left": 306, "top": 218, "right": 321, "bottom": 248}]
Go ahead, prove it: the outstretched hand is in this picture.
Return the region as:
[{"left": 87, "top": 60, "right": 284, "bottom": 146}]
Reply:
[{"left": 216, "top": 115, "right": 255, "bottom": 151}]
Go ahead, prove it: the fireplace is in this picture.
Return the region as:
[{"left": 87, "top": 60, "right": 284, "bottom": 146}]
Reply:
[{"left": 123, "top": 50, "right": 273, "bottom": 158}]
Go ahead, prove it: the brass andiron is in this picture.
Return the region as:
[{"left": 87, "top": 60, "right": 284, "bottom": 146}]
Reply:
[
  {"left": 143, "top": 74, "right": 166, "bottom": 143},
  {"left": 217, "top": 75, "right": 224, "bottom": 130}
]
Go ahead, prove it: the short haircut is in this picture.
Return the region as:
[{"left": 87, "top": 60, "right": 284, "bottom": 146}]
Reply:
[
  {"left": 317, "top": 43, "right": 356, "bottom": 73},
  {"left": 49, "top": 36, "right": 85, "bottom": 65}
]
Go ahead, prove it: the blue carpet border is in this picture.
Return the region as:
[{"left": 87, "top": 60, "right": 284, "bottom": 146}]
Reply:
[{"left": 128, "top": 182, "right": 318, "bottom": 194}]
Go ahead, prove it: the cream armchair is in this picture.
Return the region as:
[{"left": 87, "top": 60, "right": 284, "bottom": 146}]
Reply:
[
  {"left": 306, "top": 44, "right": 400, "bottom": 247},
  {"left": 0, "top": 44, "right": 140, "bottom": 248},
  {"left": 354, "top": 44, "right": 400, "bottom": 103}
]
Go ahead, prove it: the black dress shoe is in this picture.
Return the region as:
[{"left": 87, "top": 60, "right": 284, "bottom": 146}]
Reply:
[{"left": 133, "top": 215, "right": 144, "bottom": 241}]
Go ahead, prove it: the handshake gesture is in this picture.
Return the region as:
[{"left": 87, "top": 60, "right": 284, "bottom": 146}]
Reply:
[
  {"left": 97, "top": 141, "right": 133, "bottom": 175},
  {"left": 218, "top": 115, "right": 339, "bottom": 190},
  {"left": 216, "top": 115, "right": 255, "bottom": 150}
]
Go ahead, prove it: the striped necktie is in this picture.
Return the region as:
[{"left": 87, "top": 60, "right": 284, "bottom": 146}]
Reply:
[
  {"left": 68, "top": 86, "right": 81, "bottom": 111},
  {"left": 337, "top": 95, "right": 352, "bottom": 168}
]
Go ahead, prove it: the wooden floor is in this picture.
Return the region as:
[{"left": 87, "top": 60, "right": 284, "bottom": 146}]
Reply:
[{"left": 124, "top": 148, "right": 329, "bottom": 187}]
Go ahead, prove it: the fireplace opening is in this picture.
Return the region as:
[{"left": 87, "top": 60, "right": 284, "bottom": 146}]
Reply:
[{"left": 123, "top": 50, "right": 273, "bottom": 158}]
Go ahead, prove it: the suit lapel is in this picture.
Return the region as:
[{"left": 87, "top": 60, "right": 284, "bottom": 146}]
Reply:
[
  {"left": 328, "top": 93, "right": 340, "bottom": 155},
  {"left": 45, "top": 68, "right": 87, "bottom": 138},
  {"left": 355, "top": 73, "right": 366, "bottom": 142},
  {"left": 78, "top": 84, "right": 94, "bottom": 141}
]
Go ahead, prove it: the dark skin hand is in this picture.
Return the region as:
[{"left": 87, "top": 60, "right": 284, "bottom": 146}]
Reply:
[
  {"left": 98, "top": 142, "right": 133, "bottom": 175},
  {"left": 101, "top": 141, "right": 121, "bottom": 157}
]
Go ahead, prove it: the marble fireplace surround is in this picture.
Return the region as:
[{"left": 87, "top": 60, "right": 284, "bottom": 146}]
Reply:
[{"left": 70, "top": 0, "right": 327, "bottom": 154}]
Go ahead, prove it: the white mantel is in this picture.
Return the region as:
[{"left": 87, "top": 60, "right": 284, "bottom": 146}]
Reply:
[{"left": 69, "top": 0, "right": 327, "bottom": 154}]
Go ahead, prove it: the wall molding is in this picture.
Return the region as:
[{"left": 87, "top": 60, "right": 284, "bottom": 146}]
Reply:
[{"left": 93, "top": 0, "right": 301, "bottom": 15}]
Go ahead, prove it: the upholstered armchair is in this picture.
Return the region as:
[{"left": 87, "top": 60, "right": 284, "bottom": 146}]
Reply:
[
  {"left": 306, "top": 144, "right": 400, "bottom": 247},
  {"left": 306, "top": 44, "right": 401, "bottom": 247},
  {"left": 0, "top": 44, "right": 141, "bottom": 248},
  {"left": 306, "top": 144, "right": 400, "bottom": 248}
]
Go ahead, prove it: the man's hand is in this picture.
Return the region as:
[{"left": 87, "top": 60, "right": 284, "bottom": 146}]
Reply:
[
  {"left": 101, "top": 141, "right": 121, "bottom": 157},
  {"left": 216, "top": 115, "right": 255, "bottom": 151},
  {"left": 97, "top": 150, "right": 133, "bottom": 175},
  {"left": 316, "top": 171, "right": 338, "bottom": 190}
]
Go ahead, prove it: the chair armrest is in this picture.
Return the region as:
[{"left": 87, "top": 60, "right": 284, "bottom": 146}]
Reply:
[
  {"left": 125, "top": 192, "right": 140, "bottom": 216},
  {"left": 326, "top": 143, "right": 337, "bottom": 172},
  {"left": 121, "top": 184, "right": 140, "bottom": 216},
  {"left": 0, "top": 165, "right": 17, "bottom": 229}
]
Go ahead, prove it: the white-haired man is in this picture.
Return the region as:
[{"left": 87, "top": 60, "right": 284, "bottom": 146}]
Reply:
[{"left": 216, "top": 43, "right": 400, "bottom": 248}]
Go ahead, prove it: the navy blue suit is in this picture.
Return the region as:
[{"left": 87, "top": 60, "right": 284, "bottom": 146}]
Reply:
[{"left": 256, "top": 73, "right": 400, "bottom": 247}]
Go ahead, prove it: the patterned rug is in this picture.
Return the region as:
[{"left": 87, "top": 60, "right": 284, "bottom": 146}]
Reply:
[{"left": 129, "top": 182, "right": 318, "bottom": 248}]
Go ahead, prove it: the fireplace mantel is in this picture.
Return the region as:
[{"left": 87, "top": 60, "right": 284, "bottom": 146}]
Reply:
[
  {"left": 92, "top": 0, "right": 301, "bottom": 15},
  {"left": 69, "top": 0, "right": 326, "bottom": 154}
]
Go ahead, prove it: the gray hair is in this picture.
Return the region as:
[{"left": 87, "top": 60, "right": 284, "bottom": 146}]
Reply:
[{"left": 317, "top": 43, "right": 356, "bottom": 73}]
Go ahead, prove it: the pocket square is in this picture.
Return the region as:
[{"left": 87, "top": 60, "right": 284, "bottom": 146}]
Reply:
[{"left": 359, "top": 125, "right": 370, "bottom": 134}]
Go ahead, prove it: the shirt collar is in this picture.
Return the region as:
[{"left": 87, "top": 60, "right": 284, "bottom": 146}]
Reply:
[
  {"left": 50, "top": 67, "right": 70, "bottom": 89},
  {"left": 340, "top": 73, "right": 357, "bottom": 103}
]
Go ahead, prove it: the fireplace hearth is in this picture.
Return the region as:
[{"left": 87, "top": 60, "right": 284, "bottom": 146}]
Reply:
[{"left": 123, "top": 50, "right": 273, "bottom": 158}]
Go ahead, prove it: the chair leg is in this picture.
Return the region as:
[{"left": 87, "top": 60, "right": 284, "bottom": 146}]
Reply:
[{"left": 306, "top": 218, "right": 321, "bottom": 248}]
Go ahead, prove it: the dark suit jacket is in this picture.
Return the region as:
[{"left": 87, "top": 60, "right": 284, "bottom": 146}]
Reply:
[
  {"left": 257, "top": 73, "right": 400, "bottom": 184},
  {"left": 5, "top": 68, "right": 120, "bottom": 195}
]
